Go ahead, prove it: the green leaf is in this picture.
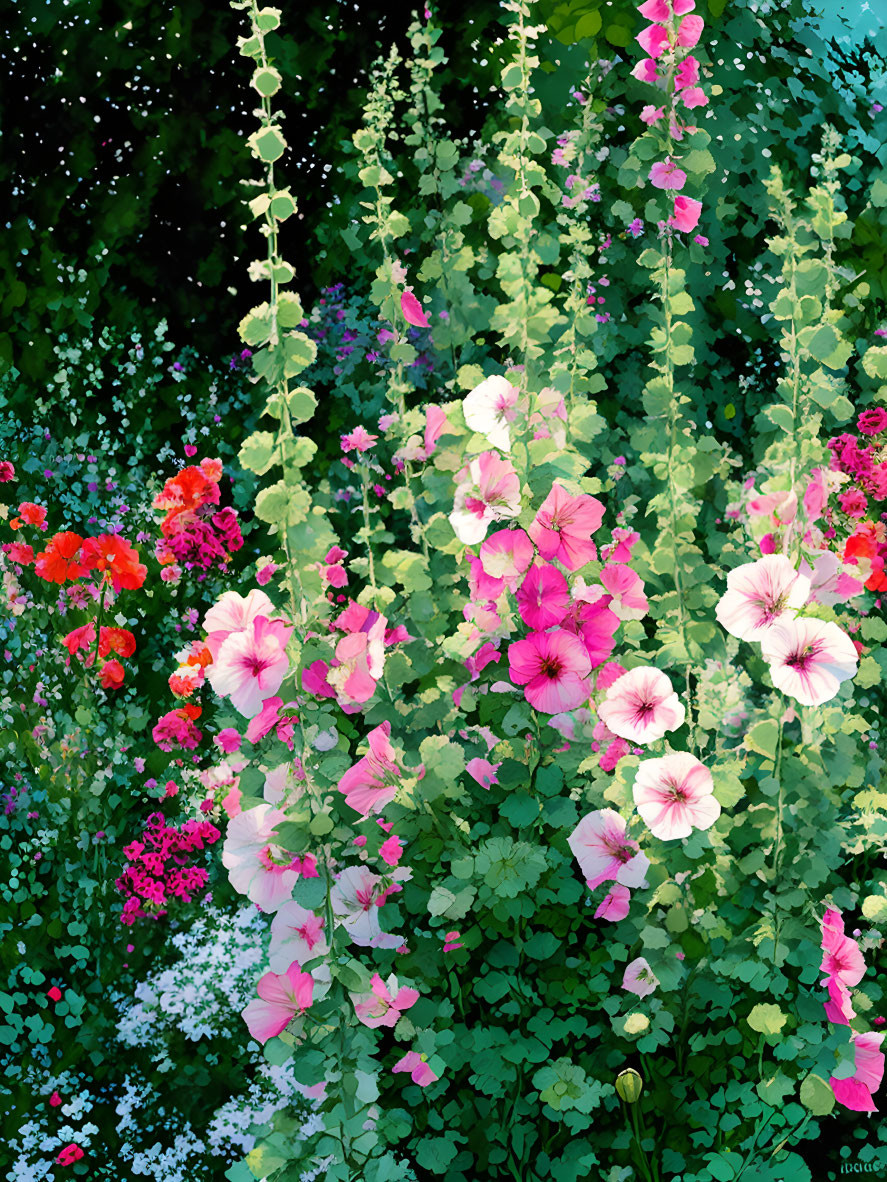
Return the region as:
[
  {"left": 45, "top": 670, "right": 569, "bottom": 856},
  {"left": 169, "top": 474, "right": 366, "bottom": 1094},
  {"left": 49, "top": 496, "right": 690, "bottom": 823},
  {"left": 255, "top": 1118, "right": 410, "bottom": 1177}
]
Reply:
[
  {"left": 252, "top": 66, "right": 282, "bottom": 97},
  {"left": 248, "top": 126, "right": 287, "bottom": 163},
  {"left": 276, "top": 292, "right": 304, "bottom": 328},
  {"left": 800, "top": 1073, "right": 836, "bottom": 1116},
  {"left": 862, "top": 346, "right": 887, "bottom": 380},
  {"left": 575, "top": 11, "right": 602, "bottom": 38},
  {"left": 283, "top": 332, "right": 317, "bottom": 377},
  {"left": 747, "top": 1003, "right": 787, "bottom": 1035},
  {"left": 745, "top": 720, "right": 779, "bottom": 761},
  {"left": 239, "top": 431, "right": 279, "bottom": 476}
]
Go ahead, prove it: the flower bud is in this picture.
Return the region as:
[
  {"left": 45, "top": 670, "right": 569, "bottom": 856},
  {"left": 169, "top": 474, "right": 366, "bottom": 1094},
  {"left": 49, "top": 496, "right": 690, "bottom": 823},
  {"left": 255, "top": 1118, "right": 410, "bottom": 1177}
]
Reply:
[{"left": 615, "top": 1068, "right": 644, "bottom": 1104}]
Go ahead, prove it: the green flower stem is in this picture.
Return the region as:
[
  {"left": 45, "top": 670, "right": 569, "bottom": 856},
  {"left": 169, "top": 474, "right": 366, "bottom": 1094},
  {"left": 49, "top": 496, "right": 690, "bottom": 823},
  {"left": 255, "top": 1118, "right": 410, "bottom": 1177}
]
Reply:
[{"left": 358, "top": 460, "right": 379, "bottom": 599}]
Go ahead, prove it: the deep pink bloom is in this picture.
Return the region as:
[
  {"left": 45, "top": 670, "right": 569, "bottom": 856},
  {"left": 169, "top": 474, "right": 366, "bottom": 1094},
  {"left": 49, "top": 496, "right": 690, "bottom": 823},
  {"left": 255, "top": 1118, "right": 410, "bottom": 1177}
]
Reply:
[
  {"left": 676, "top": 13, "right": 704, "bottom": 46},
  {"left": 649, "top": 159, "right": 687, "bottom": 191},
  {"left": 623, "top": 956, "right": 659, "bottom": 998},
  {"left": 47, "top": 986, "right": 63, "bottom": 1002},
  {"left": 715, "top": 555, "right": 810, "bottom": 642},
  {"left": 401, "top": 288, "right": 430, "bottom": 327},
  {"left": 0, "top": 461, "right": 14, "bottom": 483},
  {"left": 858, "top": 407, "right": 887, "bottom": 435},
  {"left": 803, "top": 468, "right": 829, "bottom": 524},
  {"left": 669, "top": 195, "right": 703, "bottom": 233},
  {"left": 341, "top": 426, "right": 379, "bottom": 454},
  {"left": 830, "top": 1032, "right": 885, "bottom": 1112},
  {"left": 516, "top": 563, "right": 571, "bottom": 630},
  {"left": 242, "top": 961, "right": 314, "bottom": 1044},
  {"left": 393, "top": 1050, "right": 438, "bottom": 1087},
  {"left": 675, "top": 55, "right": 700, "bottom": 89},
  {"left": 598, "top": 666, "right": 685, "bottom": 744},
  {"left": 631, "top": 57, "right": 659, "bottom": 83},
  {"left": 632, "top": 752, "right": 721, "bottom": 840},
  {"left": 216, "top": 728, "right": 242, "bottom": 754},
  {"left": 528, "top": 483, "right": 604, "bottom": 570},
  {"left": 479, "top": 527, "right": 534, "bottom": 580},
  {"left": 824, "top": 975, "right": 856, "bottom": 1026},
  {"left": 508, "top": 629, "right": 592, "bottom": 713},
  {"left": 466, "top": 757, "right": 501, "bottom": 788},
  {"left": 338, "top": 721, "right": 402, "bottom": 816},
  {"left": 56, "top": 1145, "right": 85, "bottom": 1166},
  {"left": 821, "top": 907, "right": 866, "bottom": 988},
  {"left": 351, "top": 972, "right": 419, "bottom": 1028},
  {"left": 424, "top": 404, "right": 448, "bottom": 457},
  {"left": 672, "top": 0, "right": 697, "bottom": 12},
  {"left": 638, "top": 0, "right": 669, "bottom": 19},
  {"left": 562, "top": 600, "right": 619, "bottom": 668},
  {"left": 680, "top": 86, "right": 708, "bottom": 109},
  {"left": 636, "top": 23, "right": 670, "bottom": 57},
  {"left": 568, "top": 808, "right": 649, "bottom": 889},
  {"left": 839, "top": 488, "right": 868, "bottom": 519},
  {"left": 600, "top": 564, "right": 648, "bottom": 620},
  {"left": 595, "top": 885, "right": 631, "bottom": 921},
  {"left": 760, "top": 617, "right": 858, "bottom": 706},
  {"left": 640, "top": 105, "right": 665, "bottom": 125},
  {"left": 379, "top": 834, "right": 404, "bottom": 866},
  {"left": 49, "top": 1090, "right": 62, "bottom": 1107},
  {"left": 245, "top": 695, "right": 298, "bottom": 747}
]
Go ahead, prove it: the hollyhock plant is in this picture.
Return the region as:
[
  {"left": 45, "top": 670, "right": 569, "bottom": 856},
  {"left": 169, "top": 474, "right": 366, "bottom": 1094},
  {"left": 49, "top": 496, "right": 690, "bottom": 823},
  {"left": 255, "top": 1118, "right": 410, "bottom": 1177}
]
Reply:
[
  {"left": 269, "top": 901, "right": 329, "bottom": 973},
  {"left": 824, "top": 975, "right": 857, "bottom": 1026},
  {"left": 242, "top": 960, "right": 314, "bottom": 1044},
  {"left": 632, "top": 752, "right": 721, "bottom": 840},
  {"left": 528, "top": 483, "right": 604, "bottom": 570},
  {"left": 515, "top": 563, "right": 571, "bottom": 630},
  {"left": 338, "top": 721, "right": 404, "bottom": 817},
  {"left": 715, "top": 555, "right": 811, "bottom": 641},
  {"left": 330, "top": 864, "right": 408, "bottom": 948},
  {"left": 207, "top": 615, "right": 293, "bottom": 718},
  {"left": 449, "top": 451, "right": 522, "bottom": 545},
  {"left": 760, "top": 617, "right": 858, "bottom": 706},
  {"left": 599, "top": 564, "right": 649, "bottom": 621},
  {"left": 152, "top": 705, "right": 202, "bottom": 751},
  {"left": 562, "top": 599, "right": 620, "bottom": 668},
  {"left": 222, "top": 803, "right": 315, "bottom": 912},
  {"left": 669, "top": 194, "right": 703, "bottom": 232},
  {"left": 568, "top": 808, "right": 650, "bottom": 889},
  {"left": 821, "top": 907, "right": 866, "bottom": 988},
  {"left": 598, "top": 666, "right": 686, "bottom": 744},
  {"left": 462, "top": 374, "right": 521, "bottom": 452},
  {"left": 203, "top": 588, "right": 276, "bottom": 657},
  {"left": 623, "top": 956, "right": 659, "bottom": 999},
  {"left": 830, "top": 1032, "right": 885, "bottom": 1113},
  {"left": 508, "top": 628, "right": 592, "bottom": 713},
  {"left": 350, "top": 972, "right": 420, "bottom": 1028}
]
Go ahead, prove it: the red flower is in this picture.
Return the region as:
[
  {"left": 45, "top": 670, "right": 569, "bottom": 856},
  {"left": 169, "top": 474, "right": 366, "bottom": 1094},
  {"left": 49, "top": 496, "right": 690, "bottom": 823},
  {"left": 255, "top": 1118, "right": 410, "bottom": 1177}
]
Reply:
[
  {"left": 47, "top": 986, "right": 63, "bottom": 1002},
  {"left": 81, "top": 534, "right": 147, "bottom": 591},
  {"left": 99, "top": 627, "right": 136, "bottom": 658},
  {"left": 61, "top": 623, "right": 96, "bottom": 657},
  {"left": 99, "top": 659, "right": 126, "bottom": 690},
  {"left": 34, "top": 532, "right": 86, "bottom": 583},
  {"left": 10, "top": 502, "right": 48, "bottom": 531},
  {"left": 3, "top": 542, "right": 35, "bottom": 566},
  {"left": 56, "top": 1144, "right": 84, "bottom": 1166},
  {"left": 0, "top": 461, "right": 15, "bottom": 482}
]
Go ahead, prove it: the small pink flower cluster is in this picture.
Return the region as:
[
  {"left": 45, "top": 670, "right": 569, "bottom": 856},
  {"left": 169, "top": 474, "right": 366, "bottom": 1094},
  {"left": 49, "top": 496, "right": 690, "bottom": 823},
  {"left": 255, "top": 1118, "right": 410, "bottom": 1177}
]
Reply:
[
  {"left": 116, "top": 811, "right": 221, "bottom": 924},
  {"left": 153, "top": 458, "right": 243, "bottom": 583},
  {"left": 632, "top": 0, "right": 708, "bottom": 236}
]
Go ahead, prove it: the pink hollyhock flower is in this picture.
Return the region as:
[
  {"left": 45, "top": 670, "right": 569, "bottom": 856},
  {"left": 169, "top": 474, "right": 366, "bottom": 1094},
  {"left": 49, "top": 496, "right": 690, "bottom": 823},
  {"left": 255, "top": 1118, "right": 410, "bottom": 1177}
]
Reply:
[
  {"left": 56, "top": 1145, "right": 85, "bottom": 1166},
  {"left": 798, "top": 552, "right": 863, "bottom": 607},
  {"left": 422, "top": 404, "right": 448, "bottom": 458},
  {"left": 246, "top": 695, "right": 298, "bottom": 747},
  {"left": 649, "top": 159, "right": 687, "bottom": 190},
  {"left": 463, "top": 374, "right": 521, "bottom": 452},
  {"left": 803, "top": 468, "right": 829, "bottom": 524},
  {"left": 640, "top": 104, "right": 666, "bottom": 125},
  {"left": 215, "top": 728, "right": 242, "bottom": 754},
  {"left": 508, "top": 628, "right": 592, "bottom": 712},
  {"left": 49, "top": 1091, "right": 62, "bottom": 1107},
  {"left": 242, "top": 960, "right": 314, "bottom": 1044},
  {"left": 466, "top": 757, "right": 501, "bottom": 788},
  {"left": 676, "top": 13, "right": 704, "bottom": 46},
  {"left": 672, "top": 0, "right": 696, "bottom": 12},
  {"left": 600, "top": 564, "right": 648, "bottom": 620},
  {"left": 636, "top": 23, "right": 670, "bottom": 57},
  {"left": 632, "top": 752, "right": 721, "bottom": 840},
  {"left": 680, "top": 86, "right": 708, "bottom": 108},
  {"left": 401, "top": 288, "right": 430, "bottom": 327},
  {"left": 858, "top": 407, "right": 887, "bottom": 436},
  {"left": 821, "top": 907, "right": 866, "bottom": 988},
  {"left": 47, "top": 986, "right": 63, "bottom": 1002},
  {"left": 715, "top": 554, "right": 811, "bottom": 642},
  {"left": 338, "top": 721, "right": 403, "bottom": 816},
  {"left": 480, "top": 527, "right": 534, "bottom": 580},
  {"left": 466, "top": 552, "right": 505, "bottom": 601},
  {"left": 222, "top": 803, "right": 307, "bottom": 912},
  {"left": 443, "top": 929, "right": 463, "bottom": 951},
  {"left": 598, "top": 666, "right": 685, "bottom": 744},
  {"left": 824, "top": 975, "right": 856, "bottom": 1026},
  {"left": 595, "top": 885, "right": 631, "bottom": 921},
  {"left": 380, "top": 834, "right": 404, "bottom": 866},
  {"left": 830, "top": 1032, "right": 885, "bottom": 1112},
  {"left": 623, "top": 956, "right": 659, "bottom": 998},
  {"left": 528, "top": 483, "right": 604, "bottom": 570},
  {"left": 327, "top": 624, "right": 386, "bottom": 710},
  {"left": 631, "top": 57, "right": 659, "bottom": 82},
  {"left": 203, "top": 588, "right": 276, "bottom": 658},
  {"left": 675, "top": 54, "right": 700, "bottom": 89},
  {"left": 638, "top": 0, "right": 669, "bottom": 19},
  {"left": 256, "top": 561, "right": 278, "bottom": 586},
  {"left": 760, "top": 617, "right": 858, "bottom": 706},
  {"left": 450, "top": 451, "right": 522, "bottom": 545},
  {"left": 393, "top": 1050, "right": 438, "bottom": 1087},
  {"left": 562, "top": 600, "right": 619, "bottom": 668},
  {"left": 839, "top": 488, "right": 868, "bottom": 519},
  {"left": 341, "top": 426, "right": 379, "bottom": 454},
  {"left": 269, "top": 901, "right": 328, "bottom": 973},
  {"left": 600, "top": 737, "right": 631, "bottom": 772},
  {"left": 669, "top": 195, "right": 703, "bottom": 233},
  {"left": 330, "top": 864, "right": 408, "bottom": 948},
  {"left": 516, "top": 563, "right": 571, "bottom": 630},
  {"left": 351, "top": 972, "right": 420, "bottom": 1028},
  {"left": 207, "top": 615, "right": 293, "bottom": 719},
  {"left": 568, "top": 808, "right": 650, "bottom": 889}
]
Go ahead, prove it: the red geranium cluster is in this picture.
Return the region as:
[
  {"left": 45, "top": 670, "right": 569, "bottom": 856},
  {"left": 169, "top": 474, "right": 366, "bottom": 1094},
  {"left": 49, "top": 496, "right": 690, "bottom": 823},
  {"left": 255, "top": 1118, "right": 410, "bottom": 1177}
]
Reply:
[
  {"left": 61, "top": 623, "right": 137, "bottom": 690},
  {"left": 116, "top": 811, "right": 221, "bottom": 924},
  {"left": 4, "top": 517, "right": 148, "bottom": 591},
  {"left": 153, "top": 458, "right": 243, "bottom": 582}
]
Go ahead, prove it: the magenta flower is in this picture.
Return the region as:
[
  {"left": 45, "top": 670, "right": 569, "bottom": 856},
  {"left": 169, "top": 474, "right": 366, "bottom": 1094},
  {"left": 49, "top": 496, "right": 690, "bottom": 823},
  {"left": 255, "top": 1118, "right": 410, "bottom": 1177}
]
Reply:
[
  {"left": 669, "top": 195, "right": 703, "bottom": 233},
  {"left": 824, "top": 975, "right": 856, "bottom": 1026},
  {"left": 640, "top": 104, "right": 666, "bottom": 125},
  {"left": 830, "top": 1032, "right": 885, "bottom": 1112},
  {"left": 207, "top": 615, "right": 293, "bottom": 719},
  {"left": 623, "top": 956, "right": 659, "bottom": 998},
  {"left": 681, "top": 86, "right": 708, "bottom": 109},
  {"left": 715, "top": 555, "right": 811, "bottom": 642},
  {"left": 338, "top": 721, "right": 403, "bottom": 817},
  {"left": 760, "top": 617, "right": 858, "bottom": 706},
  {"left": 528, "top": 482, "right": 604, "bottom": 570},
  {"left": 466, "top": 757, "right": 501, "bottom": 788},
  {"left": 450, "top": 451, "right": 522, "bottom": 545},
  {"left": 242, "top": 960, "right": 314, "bottom": 1044},
  {"left": 636, "top": 22, "right": 670, "bottom": 57},
  {"left": 632, "top": 752, "right": 721, "bottom": 841},
  {"left": 858, "top": 407, "right": 887, "bottom": 435},
  {"left": 599, "top": 564, "right": 648, "bottom": 620},
  {"left": 269, "top": 901, "right": 328, "bottom": 973},
  {"left": 638, "top": 0, "right": 669, "bottom": 20},
  {"left": 401, "top": 288, "right": 430, "bottom": 328},
  {"left": 516, "top": 563, "right": 571, "bottom": 630},
  {"left": 676, "top": 13, "right": 704, "bottom": 46},
  {"left": 424, "top": 404, "right": 448, "bottom": 456},
  {"left": 479, "top": 527, "right": 535, "bottom": 580},
  {"left": 393, "top": 1050, "right": 438, "bottom": 1087},
  {"left": 649, "top": 159, "right": 687, "bottom": 191},
  {"left": 568, "top": 808, "right": 650, "bottom": 889},
  {"left": 598, "top": 666, "right": 685, "bottom": 744},
  {"left": 341, "top": 426, "right": 379, "bottom": 454},
  {"left": 595, "top": 885, "right": 631, "bottom": 921},
  {"left": 821, "top": 907, "right": 866, "bottom": 988},
  {"left": 508, "top": 628, "right": 592, "bottom": 713},
  {"left": 351, "top": 972, "right": 420, "bottom": 1028},
  {"left": 631, "top": 57, "right": 659, "bottom": 83},
  {"left": 675, "top": 54, "right": 700, "bottom": 89}
]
